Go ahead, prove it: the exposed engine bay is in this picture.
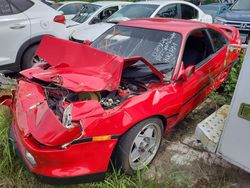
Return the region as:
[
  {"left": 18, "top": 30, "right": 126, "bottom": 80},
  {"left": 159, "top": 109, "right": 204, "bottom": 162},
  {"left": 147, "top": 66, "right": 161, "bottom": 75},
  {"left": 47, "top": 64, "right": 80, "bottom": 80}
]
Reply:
[
  {"left": 37, "top": 78, "right": 147, "bottom": 124},
  {"left": 43, "top": 80, "right": 147, "bottom": 110}
]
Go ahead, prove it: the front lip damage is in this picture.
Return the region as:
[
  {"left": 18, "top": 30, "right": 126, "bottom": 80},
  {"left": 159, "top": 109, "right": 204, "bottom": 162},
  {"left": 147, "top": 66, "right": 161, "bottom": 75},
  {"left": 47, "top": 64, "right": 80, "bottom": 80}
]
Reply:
[{"left": 15, "top": 36, "right": 165, "bottom": 147}]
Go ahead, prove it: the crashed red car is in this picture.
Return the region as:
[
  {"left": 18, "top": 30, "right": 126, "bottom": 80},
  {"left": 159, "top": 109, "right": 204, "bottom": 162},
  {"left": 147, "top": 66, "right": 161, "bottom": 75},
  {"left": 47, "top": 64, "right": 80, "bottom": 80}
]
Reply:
[{"left": 5, "top": 18, "right": 241, "bottom": 183}]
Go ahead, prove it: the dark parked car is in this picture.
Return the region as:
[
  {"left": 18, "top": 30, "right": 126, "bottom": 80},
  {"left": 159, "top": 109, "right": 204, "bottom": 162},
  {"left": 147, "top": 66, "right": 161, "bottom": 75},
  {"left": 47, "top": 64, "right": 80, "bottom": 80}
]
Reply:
[
  {"left": 215, "top": 0, "right": 250, "bottom": 43},
  {"left": 200, "top": 3, "right": 231, "bottom": 19}
]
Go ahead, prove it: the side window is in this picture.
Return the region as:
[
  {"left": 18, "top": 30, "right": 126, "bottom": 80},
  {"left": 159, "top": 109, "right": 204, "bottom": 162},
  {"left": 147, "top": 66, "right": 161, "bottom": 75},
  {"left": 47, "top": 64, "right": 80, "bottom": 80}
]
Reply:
[
  {"left": 60, "top": 4, "right": 77, "bottom": 15},
  {"left": 208, "top": 29, "right": 228, "bottom": 52},
  {"left": 182, "top": 30, "right": 213, "bottom": 68},
  {"left": 181, "top": 4, "right": 198, "bottom": 19},
  {"left": 9, "top": 0, "right": 34, "bottom": 12},
  {"left": 0, "top": 0, "right": 17, "bottom": 15},
  {"left": 99, "top": 6, "right": 119, "bottom": 21},
  {"left": 156, "top": 4, "right": 179, "bottom": 18},
  {"left": 91, "top": 6, "right": 119, "bottom": 24}
]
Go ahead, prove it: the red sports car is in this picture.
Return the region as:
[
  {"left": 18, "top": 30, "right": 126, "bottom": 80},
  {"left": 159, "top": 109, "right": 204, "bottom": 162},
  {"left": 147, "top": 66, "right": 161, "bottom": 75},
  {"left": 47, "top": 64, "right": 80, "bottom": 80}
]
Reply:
[{"left": 3, "top": 18, "right": 241, "bottom": 184}]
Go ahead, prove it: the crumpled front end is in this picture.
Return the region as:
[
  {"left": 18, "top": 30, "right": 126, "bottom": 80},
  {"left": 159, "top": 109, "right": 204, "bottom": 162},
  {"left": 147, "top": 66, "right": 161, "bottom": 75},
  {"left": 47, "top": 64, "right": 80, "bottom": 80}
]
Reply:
[
  {"left": 11, "top": 79, "right": 118, "bottom": 182},
  {"left": 9, "top": 36, "right": 159, "bottom": 182}
]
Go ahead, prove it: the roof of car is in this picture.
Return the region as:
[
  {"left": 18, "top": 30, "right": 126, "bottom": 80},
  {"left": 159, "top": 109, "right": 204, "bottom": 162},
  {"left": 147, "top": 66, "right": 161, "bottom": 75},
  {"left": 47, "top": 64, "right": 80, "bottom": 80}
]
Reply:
[
  {"left": 59, "top": 1, "right": 88, "bottom": 5},
  {"left": 118, "top": 18, "right": 208, "bottom": 35},
  {"left": 92, "top": 1, "right": 130, "bottom": 6}
]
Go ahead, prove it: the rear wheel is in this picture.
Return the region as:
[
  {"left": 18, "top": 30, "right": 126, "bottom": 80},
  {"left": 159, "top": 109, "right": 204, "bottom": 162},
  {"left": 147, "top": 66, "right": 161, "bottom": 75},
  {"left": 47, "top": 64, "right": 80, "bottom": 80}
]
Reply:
[
  {"left": 21, "top": 44, "right": 38, "bottom": 70},
  {"left": 115, "top": 117, "right": 163, "bottom": 174}
]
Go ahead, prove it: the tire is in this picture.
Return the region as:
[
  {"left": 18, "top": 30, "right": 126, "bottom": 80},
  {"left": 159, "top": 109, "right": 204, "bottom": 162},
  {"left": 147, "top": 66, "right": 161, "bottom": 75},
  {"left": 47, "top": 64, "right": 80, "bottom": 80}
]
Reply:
[
  {"left": 115, "top": 117, "right": 163, "bottom": 174},
  {"left": 21, "top": 44, "right": 38, "bottom": 70}
]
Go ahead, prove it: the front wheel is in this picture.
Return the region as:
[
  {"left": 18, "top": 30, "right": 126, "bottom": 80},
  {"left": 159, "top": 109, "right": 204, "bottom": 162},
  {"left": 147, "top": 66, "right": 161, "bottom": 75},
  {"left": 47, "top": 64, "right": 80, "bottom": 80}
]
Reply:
[{"left": 115, "top": 117, "right": 163, "bottom": 174}]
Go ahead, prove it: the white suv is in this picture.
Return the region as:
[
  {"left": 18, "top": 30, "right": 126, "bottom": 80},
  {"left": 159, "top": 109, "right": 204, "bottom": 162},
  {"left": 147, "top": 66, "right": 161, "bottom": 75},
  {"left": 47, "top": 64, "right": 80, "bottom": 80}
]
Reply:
[{"left": 0, "top": 0, "right": 68, "bottom": 72}]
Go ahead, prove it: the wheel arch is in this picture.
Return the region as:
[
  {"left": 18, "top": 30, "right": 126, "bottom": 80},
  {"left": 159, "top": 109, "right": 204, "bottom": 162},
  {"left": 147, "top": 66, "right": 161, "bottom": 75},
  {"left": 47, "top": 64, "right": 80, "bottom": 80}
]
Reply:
[
  {"left": 121, "top": 114, "right": 168, "bottom": 137},
  {"left": 109, "top": 114, "right": 167, "bottom": 166},
  {"left": 15, "top": 35, "right": 54, "bottom": 71}
]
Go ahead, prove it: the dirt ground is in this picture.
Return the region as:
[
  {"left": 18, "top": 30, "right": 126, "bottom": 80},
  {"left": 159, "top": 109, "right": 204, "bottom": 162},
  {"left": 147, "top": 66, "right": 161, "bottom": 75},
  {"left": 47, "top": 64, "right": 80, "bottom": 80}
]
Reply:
[{"left": 146, "top": 99, "right": 250, "bottom": 188}]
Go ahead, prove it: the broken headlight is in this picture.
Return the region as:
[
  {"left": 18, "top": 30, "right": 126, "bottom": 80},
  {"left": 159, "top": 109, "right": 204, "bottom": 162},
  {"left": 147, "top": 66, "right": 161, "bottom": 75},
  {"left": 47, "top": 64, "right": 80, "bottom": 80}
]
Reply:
[{"left": 62, "top": 103, "right": 73, "bottom": 129}]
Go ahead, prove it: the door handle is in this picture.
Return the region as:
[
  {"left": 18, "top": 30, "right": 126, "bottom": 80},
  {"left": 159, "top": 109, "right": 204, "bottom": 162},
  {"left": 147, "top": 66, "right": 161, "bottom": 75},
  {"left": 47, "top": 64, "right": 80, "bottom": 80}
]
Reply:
[{"left": 10, "top": 24, "right": 26, "bottom": 29}]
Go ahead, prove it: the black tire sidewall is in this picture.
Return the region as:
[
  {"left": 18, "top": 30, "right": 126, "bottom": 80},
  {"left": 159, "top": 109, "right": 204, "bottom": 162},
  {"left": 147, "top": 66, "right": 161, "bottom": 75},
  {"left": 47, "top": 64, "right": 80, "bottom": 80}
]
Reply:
[{"left": 21, "top": 45, "right": 38, "bottom": 70}]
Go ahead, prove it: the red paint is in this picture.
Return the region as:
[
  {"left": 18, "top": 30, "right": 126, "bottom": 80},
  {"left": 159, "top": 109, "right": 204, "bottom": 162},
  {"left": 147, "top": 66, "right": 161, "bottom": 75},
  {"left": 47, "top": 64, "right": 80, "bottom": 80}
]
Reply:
[{"left": 7, "top": 18, "right": 241, "bottom": 180}]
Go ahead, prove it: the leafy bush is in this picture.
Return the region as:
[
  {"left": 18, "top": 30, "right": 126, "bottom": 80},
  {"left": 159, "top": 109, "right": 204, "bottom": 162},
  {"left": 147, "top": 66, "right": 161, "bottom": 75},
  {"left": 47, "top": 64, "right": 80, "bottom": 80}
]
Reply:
[{"left": 223, "top": 53, "right": 244, "bottom": 97}]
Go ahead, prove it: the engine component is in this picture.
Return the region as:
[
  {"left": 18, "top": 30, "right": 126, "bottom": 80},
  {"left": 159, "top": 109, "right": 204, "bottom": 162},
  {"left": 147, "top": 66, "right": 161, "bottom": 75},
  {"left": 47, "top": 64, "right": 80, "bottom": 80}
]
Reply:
[
  {"left": 79, "top": 92, "right": 101, "bottom": 101},
  {"left": 100, "top": 97, "right": 121, "bottom": 108}
]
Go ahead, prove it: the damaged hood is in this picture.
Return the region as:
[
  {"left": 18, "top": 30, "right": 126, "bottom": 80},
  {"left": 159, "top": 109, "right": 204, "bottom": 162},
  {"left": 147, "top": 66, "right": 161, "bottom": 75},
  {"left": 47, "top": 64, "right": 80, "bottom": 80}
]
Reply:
[
  {"left": 21, "top": 36, "right": 124, "bottom": 92},
  {"left": 21, "top": 36, "right": 165, "bottom": 92}
]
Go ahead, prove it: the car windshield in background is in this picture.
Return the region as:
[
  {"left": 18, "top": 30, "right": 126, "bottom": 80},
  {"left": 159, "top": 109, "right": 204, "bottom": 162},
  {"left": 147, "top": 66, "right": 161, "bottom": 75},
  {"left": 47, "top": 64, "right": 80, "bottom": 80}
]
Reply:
[
  {"left": 50, "top": 3, "right": 63, "bottom": 9},
  {"left": 92, "top": 25, "right": 182, "bottom": 81},
  {"left": 231, "top": 0, "right": 250, "bottom": 10},
  {"left": 200, "top": 5, "right": 218, "bottom": 11},
  {"left": 200, "top": 6, "right": 218, "bottom": 16},
  {"left": 106, "top": 4, "right": 159, "bottom": 23},
  {"left": 72, "top": 4, "right": 101, "bottom": 23}
]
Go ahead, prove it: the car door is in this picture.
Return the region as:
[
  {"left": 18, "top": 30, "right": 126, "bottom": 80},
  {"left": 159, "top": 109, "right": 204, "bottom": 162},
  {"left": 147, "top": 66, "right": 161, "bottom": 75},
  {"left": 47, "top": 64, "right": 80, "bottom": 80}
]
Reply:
[
  {"left": 175, "top": 29, "right": 216, "bottom": 120},
  {"left": 155, "top": 3, "right": 181, "bottom": 19},
  {"left": 0, "top": 0, "right": 31, "bottom": 67},
  {"left": 206, "top": 28, "right": 229, "bottom": 90}
]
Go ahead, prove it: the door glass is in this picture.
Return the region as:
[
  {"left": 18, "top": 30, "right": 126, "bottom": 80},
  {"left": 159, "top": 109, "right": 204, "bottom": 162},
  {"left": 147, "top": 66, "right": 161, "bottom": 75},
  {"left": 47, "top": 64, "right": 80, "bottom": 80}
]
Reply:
[
  {"left": 182, "top": 30, "right": 213, "bottom": 68},
  {"left": 98, "top": 6, "right": 119, "bottom": 21},
  {"left": 72, "top": 4, "right": 101, "bottom": 24},
  {"left": 156, "top": 4, "right": 178, "bottom": 18},
  {"left": 181, "top": 4, "right": 198, "bottom": 19},
  {"left": 208, "top": 29, "right": 228, "bottom": 52},
  {"left": 0, "top": 0, "right": 13, "bottom": 15},
  {"left": 9, "top": 0, "right": 33, "bottom": 12}
]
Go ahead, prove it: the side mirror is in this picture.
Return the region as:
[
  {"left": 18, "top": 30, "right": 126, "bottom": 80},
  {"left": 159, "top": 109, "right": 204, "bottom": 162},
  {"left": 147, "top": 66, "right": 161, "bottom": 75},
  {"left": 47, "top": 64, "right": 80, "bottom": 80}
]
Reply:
[
  {"left": 178, "top": 65, "right": 195, "bottom": 81},
  {"left": 83, "top": 40, "right": 92, "bottom": 45}
]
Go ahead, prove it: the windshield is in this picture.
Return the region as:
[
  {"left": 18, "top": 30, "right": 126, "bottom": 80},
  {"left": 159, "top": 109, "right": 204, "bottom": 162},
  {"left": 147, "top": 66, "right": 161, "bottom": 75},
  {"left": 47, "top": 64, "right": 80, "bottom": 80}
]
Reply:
[
  {"left": 200, "top": 5, "right": 218, "bottom": 11},
  {"left": 72, "top": 4, "right": 101, "bottom": 23},
  {"left": 231, "top": 0, "right": 250, "bottom": 10},
  {"left": 106, "top": 4, "right": 159, "bottom": 23},
  {"left": 50, "top": 3, "right": 63, "bottom": 9},
  {"left": 200, "top": 6, "right": 218, "bottom": 17},
  {"left": 91, "top": 26, "right": 182, "bottom": 81}
]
